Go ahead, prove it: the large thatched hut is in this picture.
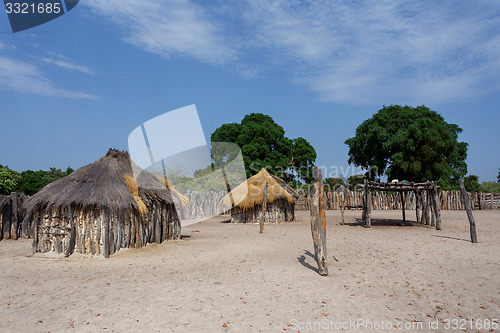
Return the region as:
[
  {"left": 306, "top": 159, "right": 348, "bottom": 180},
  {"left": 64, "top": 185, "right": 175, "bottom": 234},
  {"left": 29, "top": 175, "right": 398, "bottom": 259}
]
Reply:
[
  {"left": 221, "top": 168, "right": 297, "bottom": 223},
  {"left": 23, "top": 149, "right": 182, "bottom": 257}
]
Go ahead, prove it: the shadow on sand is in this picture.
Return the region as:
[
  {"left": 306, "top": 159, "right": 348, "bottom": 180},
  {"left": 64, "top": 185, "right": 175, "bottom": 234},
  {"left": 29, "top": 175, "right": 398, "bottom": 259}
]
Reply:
[{"left": 297, "top": 250, "right": 318, "bottom": 274}]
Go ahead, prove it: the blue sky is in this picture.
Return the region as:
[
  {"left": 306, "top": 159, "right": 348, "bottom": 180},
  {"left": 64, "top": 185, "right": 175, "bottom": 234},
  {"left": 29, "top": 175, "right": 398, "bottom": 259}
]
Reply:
[{"left": 0, "top": 0, "right": 499, "bottom": 181}]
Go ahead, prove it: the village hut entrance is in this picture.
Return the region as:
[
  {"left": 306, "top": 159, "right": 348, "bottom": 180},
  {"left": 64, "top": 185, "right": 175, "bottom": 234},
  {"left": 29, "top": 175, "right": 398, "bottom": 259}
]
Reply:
[{"left": 362, "top": 180, "right": 442, "bottom": 229}]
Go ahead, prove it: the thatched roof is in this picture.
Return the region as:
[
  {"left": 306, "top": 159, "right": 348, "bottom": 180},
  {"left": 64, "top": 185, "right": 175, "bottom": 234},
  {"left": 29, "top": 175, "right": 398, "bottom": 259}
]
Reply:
[
  {"left": 24, "top": 149, "right": 178, "bottom": 213},
  {"left": 221, "top": 168, "right": 298, "bottom": 210}
]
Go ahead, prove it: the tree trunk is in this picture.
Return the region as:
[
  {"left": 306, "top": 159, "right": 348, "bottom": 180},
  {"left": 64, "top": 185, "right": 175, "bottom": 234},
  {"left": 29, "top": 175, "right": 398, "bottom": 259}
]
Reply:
[
  {"left": 459, "top": 178, "right": 477, "bottom": 243},
  {"left": 310, "top": 167, "right": 328, "bottom": 276}
]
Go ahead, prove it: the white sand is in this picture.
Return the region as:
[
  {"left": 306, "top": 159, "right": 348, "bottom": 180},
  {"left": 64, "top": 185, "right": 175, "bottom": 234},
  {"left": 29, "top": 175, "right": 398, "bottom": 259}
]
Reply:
[{"left": 0, "top": 210, "right": 499, "bottom": 332}]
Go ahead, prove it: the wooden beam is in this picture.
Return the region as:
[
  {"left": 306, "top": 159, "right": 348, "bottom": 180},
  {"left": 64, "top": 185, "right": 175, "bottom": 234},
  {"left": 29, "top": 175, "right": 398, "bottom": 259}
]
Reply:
[
  {"left": 310, "top": 167, "right": 328, "bottom": 276},
  {"left": 459, "top": 178, "right": 478, "bottom": 243}
]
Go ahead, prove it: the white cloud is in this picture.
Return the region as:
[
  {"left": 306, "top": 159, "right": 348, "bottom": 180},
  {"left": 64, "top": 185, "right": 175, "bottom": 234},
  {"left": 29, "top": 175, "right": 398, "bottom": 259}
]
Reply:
[
  {"left": 84, "top": 0, "right": 237, "bottom": 65},
  {"left": 83, "top": 0, "right": 500, "bottom": 104},
  {"left": 40, "top": 57, "right": 95, "bottom": 75},
  {"left": 0, "top": 56, "right": 98, "bottom": 100}
]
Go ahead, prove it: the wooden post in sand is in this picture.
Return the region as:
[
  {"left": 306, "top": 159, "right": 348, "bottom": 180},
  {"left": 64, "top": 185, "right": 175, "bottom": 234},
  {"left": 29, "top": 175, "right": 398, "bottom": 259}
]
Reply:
[
  {"left": 400, "top": 191, "right": 406, "bottom": 225},
  {"left": 362, "top": 180, "right": 371, "bottom": 228},
  {"left": 260, "top": 182, "right": 268, "bottom": 234},
  {"left": 339, "top": 195, "right": 345, "bottom": 226},
  {"left": 432, "top": 182, "right": 442, "bottom": 230},
  {"left": 310, "top": 167, "right": 328, "bottom": 276},
  {"left": 459, "top": 178, "right": 478, "bottom": 243}
]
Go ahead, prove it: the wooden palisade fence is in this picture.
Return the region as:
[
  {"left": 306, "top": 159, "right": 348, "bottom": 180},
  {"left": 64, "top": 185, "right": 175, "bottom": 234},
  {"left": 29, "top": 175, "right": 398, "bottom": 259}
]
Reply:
[{"left": 296, "top": 191, "right": 500, "bottom": 211}]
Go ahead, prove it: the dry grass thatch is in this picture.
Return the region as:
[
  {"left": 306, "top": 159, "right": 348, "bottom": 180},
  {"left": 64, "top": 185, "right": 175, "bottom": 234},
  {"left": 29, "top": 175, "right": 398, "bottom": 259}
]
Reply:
[
  {"left": 24, "top": 149, "right": 176, "bottom": 213},
  {"left": 221, "top": 168, "right": 298, "bottom": 211},
  {"left": 123, "top": 174, "right": 148, "bottom": 215}
]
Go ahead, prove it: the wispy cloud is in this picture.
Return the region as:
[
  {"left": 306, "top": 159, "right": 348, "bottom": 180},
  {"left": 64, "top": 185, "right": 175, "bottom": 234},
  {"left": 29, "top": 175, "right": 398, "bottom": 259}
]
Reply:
[
  {"left": 0, "top": 56, "right": 98, "bottom": 100},
  {"left": 84, "top": 0, "right": 500, "bottom": 105},
  {"left": 84, "top": 0, "right": 237, "bottom": 65},
  {"left": 40, "top": 56, "right": 95, "bottom": 75}
]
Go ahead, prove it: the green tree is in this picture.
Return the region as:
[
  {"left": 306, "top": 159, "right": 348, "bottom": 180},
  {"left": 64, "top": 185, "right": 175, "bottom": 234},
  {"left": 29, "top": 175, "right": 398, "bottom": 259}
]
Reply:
[
  {"left": 497, "top": 169, "right": 500, "bottom": 183},
  {"left": 18, "top": 167, "right": 73, "bottom": 196},
  {"left": 324, "top": 177, "right": 345, "bottom": 192},
  {"left": 0, "top": 165, "right": 20, "bottom": 195},
  {"left": 347, "top": 175, "right": 365, "bottom": 190},
  {"left": 211, "top": 113, "right": 316, "bottom": 183},
  {"left": 480, "top": 181, "right": 500, "bottom": 193},
  {"left": 345, "top": 105, "right": 468, "bottom": 182},
  {"left": 438, "top": 175, "right": 481, "bottom": 192}
]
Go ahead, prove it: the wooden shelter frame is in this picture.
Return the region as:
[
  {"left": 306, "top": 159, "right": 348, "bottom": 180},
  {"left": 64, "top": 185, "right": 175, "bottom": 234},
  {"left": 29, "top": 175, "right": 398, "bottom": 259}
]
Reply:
[{"left": 362, "top": 180, "right": 442, "bottom": 230}]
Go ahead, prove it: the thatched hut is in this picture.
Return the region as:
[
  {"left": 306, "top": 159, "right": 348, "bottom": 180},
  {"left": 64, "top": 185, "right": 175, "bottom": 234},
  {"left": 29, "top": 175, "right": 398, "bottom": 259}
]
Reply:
[
  {"left": 23, "top": 149, "right": 182, "bottom": 257},
  {"left": 221, "top": 168, "right": 297, "bottom": 223}
]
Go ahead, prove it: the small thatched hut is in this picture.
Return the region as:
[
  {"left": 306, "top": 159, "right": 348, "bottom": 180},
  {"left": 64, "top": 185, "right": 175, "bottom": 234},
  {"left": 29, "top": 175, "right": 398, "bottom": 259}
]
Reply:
[
  {"left": 23, "top": 149, "right": 182, "bottom": 257},
  {"left": 221, "top": 168, "right": 297, "bottom": 223}
]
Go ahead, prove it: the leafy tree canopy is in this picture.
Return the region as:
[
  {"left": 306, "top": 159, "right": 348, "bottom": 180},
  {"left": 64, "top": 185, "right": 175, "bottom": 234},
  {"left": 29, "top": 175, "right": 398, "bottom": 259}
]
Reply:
[
  {"left": 211, "top": 113, "right": 316, "bottom": 183},
  {"left": 0, "top": 165, "right": 21, "bottom": 195},
  {"left": 345, "top": 105, "right": 468, "bottom": 182},
  {"left": 480, "top": 181, "right": 500, "bottom": 193},
  {"left": 497, "top": 169, "right": 500, "bottom": 183},
  {"left": 438, "top": 175, "right": 481, "bottom": 192},
  {"left": 324, "top": 177, "right": 345, "bottom": 192},
  {"left": 346, "top": 174, "right": 365, "bottom": 190}
]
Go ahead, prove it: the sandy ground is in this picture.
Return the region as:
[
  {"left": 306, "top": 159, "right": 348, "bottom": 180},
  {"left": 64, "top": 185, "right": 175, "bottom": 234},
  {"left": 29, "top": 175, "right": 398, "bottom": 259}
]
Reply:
[{"left": 0, "top": 210, "right": 499, "bottom": 333}]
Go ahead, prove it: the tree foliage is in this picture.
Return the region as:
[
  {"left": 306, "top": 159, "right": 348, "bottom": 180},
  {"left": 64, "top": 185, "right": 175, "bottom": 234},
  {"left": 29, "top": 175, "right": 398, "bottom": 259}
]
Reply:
[
  {"left": 211, "top": 113, "right": 316, "bottom": 183},
  {"left": 0, "top": 165, "right": 20, "bottom": 195},
  {"left": 0, "top": 166, "right": 74, "bottom": 196},
  {"left": 345, "top": 105, "right": 468, "bottom": 182},
  {"left": 498, "top": 169, "right": 500, "bottom": 183}
]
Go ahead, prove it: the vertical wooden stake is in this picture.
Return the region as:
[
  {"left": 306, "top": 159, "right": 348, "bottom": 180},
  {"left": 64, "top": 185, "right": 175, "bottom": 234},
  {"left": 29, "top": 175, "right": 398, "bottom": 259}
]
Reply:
[
  {"left": 65, "top": 205, "right": 76, "bottom": 257},
  {"left": 365, "top": 180, "right": 371, "bottom": 228},
  {"left": 401, "top": 191, "right": 406, "bottom": 225},
  {"left": 260, "top": 182, "right": 268, "bottom": 234},
  {"left": 310, "top": 167, "right": 328, "bottom": 276},
  {"left": 102, "top": 209, "right": 110, "bottom": 258},
  {"left": 432, "top": 182, "right": 442, "bottom": 230},
  {"left": 415, "top": 191, "right": 421, "bottom": 224},
  {"left": 339, "top": 195, "right": 345, "bottom": 226},
  {"left": 459, "top": 178, "right": 478, "bottom": 243}
]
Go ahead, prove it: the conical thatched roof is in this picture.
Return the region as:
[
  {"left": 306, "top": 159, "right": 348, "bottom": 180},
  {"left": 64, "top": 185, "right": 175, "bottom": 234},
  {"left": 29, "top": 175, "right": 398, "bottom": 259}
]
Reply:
[
  {"left": 24, "top": 149, "right": 177, "bottom": 213},
  {"left": 221, "top": 168, "right": 298, "bottom": 210}
]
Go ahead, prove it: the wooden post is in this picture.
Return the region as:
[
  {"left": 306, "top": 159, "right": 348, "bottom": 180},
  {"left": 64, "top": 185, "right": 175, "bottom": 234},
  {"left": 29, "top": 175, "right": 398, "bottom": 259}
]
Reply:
[
  {"left": 400, "top": 191, "right": 406, "bottom": 225},
  {"left": 260, "top": 182, "right": 268, "bottom": 234},
  {"left": 10, "top": 193, "right": 19, "bottom": 240},
  {"left": 339, "top": 194, "right": 345, "bottom": 226},
  {"left": 415, "top": 191, "right": 421, "bottom": 224},
  {"left": 65, "top": 206, "right": 76, "bottom": 257},
  {"left": 365, "top": 180, "right": 371, "bottom": 227},
  {"left": 2, "top": 196, "right": 11, "bottom": 239},
  {"left": 432, "top": 182, "right": 442, "bottom": 230},
  {"left": 102, "top": 209, "right": 110, "bottom": 258},
  {"left": 459, "top": 178, "right": 478, "bottom": 243},
  {"left": 310, "top": 167, "right": 328, "bottom": 276}
]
